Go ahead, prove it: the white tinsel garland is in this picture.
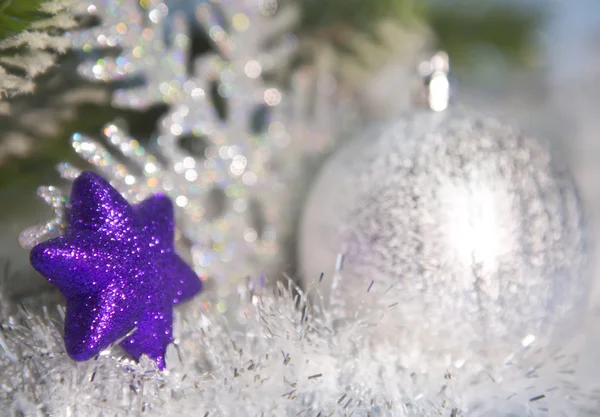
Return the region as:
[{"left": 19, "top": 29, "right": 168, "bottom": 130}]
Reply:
[{"left": 2, "top": 277, "right": 596, "bottom": 417}]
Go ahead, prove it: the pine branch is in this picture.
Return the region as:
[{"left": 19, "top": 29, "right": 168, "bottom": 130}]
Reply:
[
  {"left": 0, "top": 0, "right": 77, "bottom": 100},
  {"left": 0, "top": 0, "right": 52, "bottom": 42}
]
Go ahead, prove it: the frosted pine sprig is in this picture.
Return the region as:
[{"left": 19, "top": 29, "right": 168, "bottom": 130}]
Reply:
[{"left": 0, "top": 0, "right": 78, "bottom": 104}]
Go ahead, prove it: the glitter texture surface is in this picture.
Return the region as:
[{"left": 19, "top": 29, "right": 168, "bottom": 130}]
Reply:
[
  {"left": 29, "top": 172, "right": 202, "bottom": 369},
  {"left": 300, "top": 109, "right": 594, "bottom": 367}
]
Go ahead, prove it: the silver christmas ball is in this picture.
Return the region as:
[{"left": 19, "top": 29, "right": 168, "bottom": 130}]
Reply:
[{"left": 299, "top": 109, "right": 594, "bottom": 364}]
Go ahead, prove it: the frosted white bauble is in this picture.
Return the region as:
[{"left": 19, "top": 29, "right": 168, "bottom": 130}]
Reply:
[{"left": 299, "top": 109, "right": 594, "bottom": 364}]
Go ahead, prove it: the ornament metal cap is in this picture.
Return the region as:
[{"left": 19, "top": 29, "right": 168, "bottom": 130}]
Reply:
[{"left": 418, "top": 51, "right": 451, "bottom": 112}]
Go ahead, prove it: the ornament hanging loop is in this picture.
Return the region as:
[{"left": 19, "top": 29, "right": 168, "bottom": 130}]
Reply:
[{"left": 418, "top": 51, "right": 450, "bottom": 112}]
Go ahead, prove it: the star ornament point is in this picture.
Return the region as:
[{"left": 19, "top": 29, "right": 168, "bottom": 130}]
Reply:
[{"left": 30, "top": 171, "right": 202, "bottom": 369}]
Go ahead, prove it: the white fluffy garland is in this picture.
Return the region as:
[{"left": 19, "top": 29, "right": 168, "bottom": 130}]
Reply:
[{"left": 1, "top": 278, "right": 596, "bottom": 416}]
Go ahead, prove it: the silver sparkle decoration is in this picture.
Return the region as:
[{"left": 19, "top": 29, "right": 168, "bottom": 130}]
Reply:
[
  {"left": 70, "top": 0, "right": 190, "bottom": 108},
  {"left": 71, "top": 0, "right": 298, "bottom": 109},
  {"left": 299, "top": 108, "right": 594, "bottom": 367},
  {"left": 20, "top": 0, "right": 349, "bottom": 300}
]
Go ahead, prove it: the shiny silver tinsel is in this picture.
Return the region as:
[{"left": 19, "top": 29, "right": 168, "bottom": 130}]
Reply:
[
  {"left": 299, "top": 109, "right": 594, "bottom": 367},
  {"left": 1, "top": 279, "right": 597, "bottom": 416}
]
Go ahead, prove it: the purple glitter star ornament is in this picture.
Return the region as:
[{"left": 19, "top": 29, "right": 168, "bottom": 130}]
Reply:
[{"left": 30, "top": 171, "right": 202, "bottom": 369}]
